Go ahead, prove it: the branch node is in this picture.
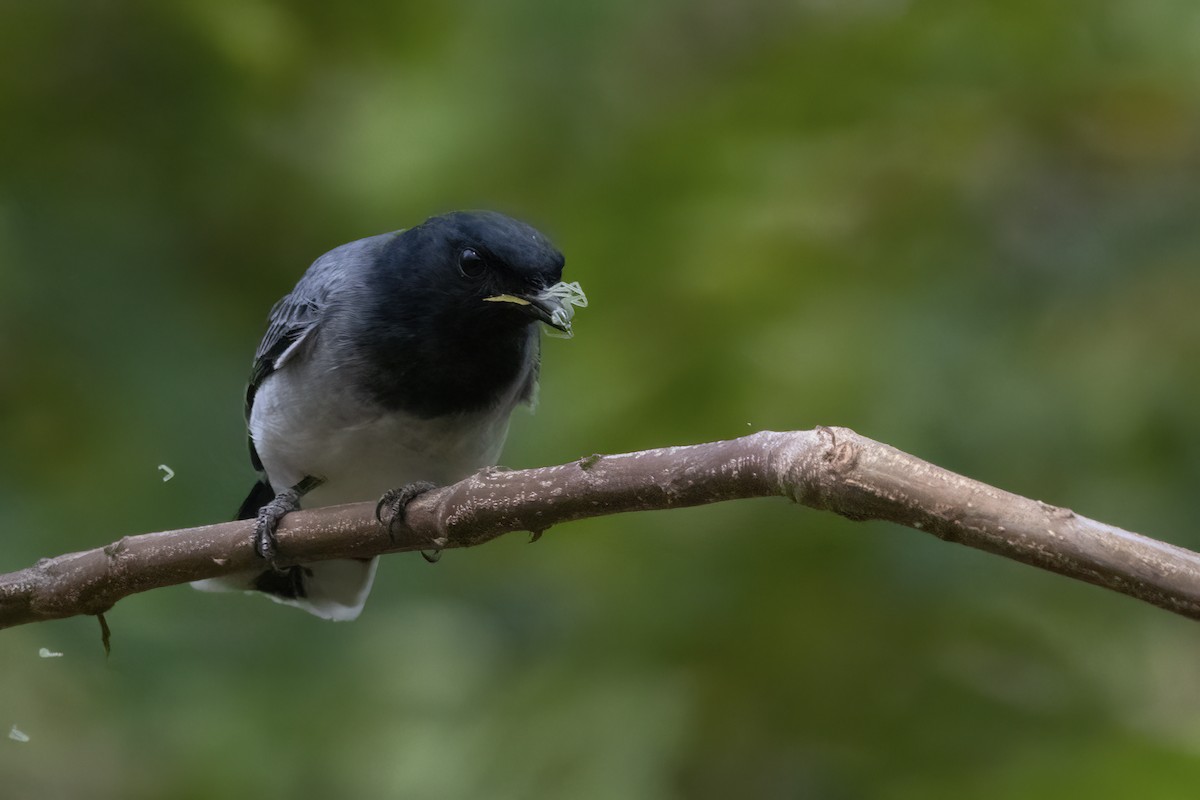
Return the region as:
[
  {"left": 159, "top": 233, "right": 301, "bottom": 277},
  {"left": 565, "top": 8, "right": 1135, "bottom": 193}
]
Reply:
[
  {"left": 827, "top": 440, "right": 858, "bottom": 474},
  {"left": 103, "top": 538, "right": 129, "bottom": 563},
  {"left": 578, "top": 454, "right": 603, "bottom": 471},
  {"left": 1037, "top": 500, "right": 1077, "bottom": 520}
]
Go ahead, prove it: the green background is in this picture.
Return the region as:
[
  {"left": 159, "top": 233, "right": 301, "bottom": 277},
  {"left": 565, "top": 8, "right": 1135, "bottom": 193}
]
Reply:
[{"left": 3, "top": 1, "right": 1199, "bottom": 797}]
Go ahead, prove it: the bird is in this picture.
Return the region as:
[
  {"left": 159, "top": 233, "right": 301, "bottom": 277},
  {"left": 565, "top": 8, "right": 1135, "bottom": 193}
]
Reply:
[{"left": 192, "top": 210, "right": 584, "bottom": 620}]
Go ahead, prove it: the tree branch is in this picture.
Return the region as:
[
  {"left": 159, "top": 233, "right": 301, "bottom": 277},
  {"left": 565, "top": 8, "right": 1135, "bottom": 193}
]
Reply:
[{"left": 3, "top": 427, "right": 1198, "bottom": 630}]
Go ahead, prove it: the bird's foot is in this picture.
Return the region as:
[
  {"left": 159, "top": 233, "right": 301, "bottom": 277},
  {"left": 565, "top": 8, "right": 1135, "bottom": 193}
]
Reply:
[
  {"left": 254, "top": 476, "right": 323, "bottom": 563},
  {"left": 375, "top": 481, "right": 443, "bottom": 561}
]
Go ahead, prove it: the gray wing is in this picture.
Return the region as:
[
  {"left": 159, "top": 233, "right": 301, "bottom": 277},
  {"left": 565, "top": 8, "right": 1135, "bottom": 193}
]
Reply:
[
  {"left": 246, "top": 293, "right": 321, "bottom": 413},
  {"left": 245, "top": 262, "right": 338, "bottom": 411},
  {"left": 242, "top": 235, "right": 394, "bottom": 471},
  {"left": 243, "top": 290, "right": 325, "bottom": 473},
  {"left": 242, "top": 241, "right": 369, "bottom": 472}
]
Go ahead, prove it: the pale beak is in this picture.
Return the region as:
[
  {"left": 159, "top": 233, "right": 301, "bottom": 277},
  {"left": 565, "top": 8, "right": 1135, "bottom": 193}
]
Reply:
[{"left": 484, "top": 281, "right": 587, "bottom": 335}]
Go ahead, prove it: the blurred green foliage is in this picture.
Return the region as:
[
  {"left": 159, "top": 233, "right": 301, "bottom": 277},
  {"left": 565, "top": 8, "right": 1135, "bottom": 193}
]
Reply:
[{"left": 2, "top": 0, "right": 1200, "bottom": 797}]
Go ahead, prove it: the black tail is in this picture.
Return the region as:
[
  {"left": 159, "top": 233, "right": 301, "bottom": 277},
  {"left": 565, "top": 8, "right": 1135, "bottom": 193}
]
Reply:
[{"left": 236, "top": 479, "right": 275, "bottom": 521}]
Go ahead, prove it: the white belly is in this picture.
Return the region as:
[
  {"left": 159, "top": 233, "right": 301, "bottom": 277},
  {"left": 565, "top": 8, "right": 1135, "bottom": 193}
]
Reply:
[{"left": 249, "top": 366, "right": 517, "bottom": 508}]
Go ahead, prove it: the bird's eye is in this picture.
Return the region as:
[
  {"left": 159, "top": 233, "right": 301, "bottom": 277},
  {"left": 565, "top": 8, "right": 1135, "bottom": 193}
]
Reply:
[{"left": 458, "top": 248, "right": 486, "bottom": 278}]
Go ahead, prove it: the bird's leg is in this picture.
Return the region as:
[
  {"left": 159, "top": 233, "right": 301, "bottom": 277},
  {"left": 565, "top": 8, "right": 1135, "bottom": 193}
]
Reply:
[
  {"left": 254, "top": 475, "right": 324, "bottom": 563},
  {"left": 374, "top": 481, "right": 443, "bottom": 562}
]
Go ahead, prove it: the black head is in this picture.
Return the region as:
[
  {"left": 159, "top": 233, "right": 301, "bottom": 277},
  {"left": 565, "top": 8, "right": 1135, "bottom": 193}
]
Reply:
[
  {"left": 354, "top": 211, "right": 570, "bottom": 416},
  {"left": 398, "top": 210, "right": 567, "bottom": 329}
]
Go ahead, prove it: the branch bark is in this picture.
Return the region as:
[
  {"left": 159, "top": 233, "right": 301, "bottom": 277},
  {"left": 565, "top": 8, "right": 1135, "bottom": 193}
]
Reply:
[{"left": 3, "top": 427, "right": 1198, "bottom": 630}]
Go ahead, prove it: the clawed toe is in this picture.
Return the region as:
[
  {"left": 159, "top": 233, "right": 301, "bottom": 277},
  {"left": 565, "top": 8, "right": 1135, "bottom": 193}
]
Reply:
[
  {"left": 253, "top": 516, "right": 279, "bottom": 561},
  {"left": 253, "top": 490, "right": 299, "bottom": 561},
  {"left": 253, "top": 477, "right": 323, "bottom": 564},
  {"left": 375, "top": 481, "right": 441, "bottom": 559}
]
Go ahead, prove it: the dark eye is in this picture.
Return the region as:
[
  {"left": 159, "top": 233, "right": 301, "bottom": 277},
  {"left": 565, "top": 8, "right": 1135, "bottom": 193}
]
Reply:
[{"left": 458, "top": 248, "right": 486, "bottom": 278}]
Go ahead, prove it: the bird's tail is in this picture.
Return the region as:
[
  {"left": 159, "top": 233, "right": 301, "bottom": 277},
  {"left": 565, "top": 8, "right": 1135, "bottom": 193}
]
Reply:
[
  {"left": 189, "top": 480, "right": 378, "bottom": 621},
  {"left": 191, "top": 559, "right": 378, "bottom": 621},
  {"left": 235, "top": 478, "right": 276, "bottom": 521}
]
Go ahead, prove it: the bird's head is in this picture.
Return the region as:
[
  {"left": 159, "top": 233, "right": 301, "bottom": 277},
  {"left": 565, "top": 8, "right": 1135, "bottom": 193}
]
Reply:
[
  {"left": 396, "top": 210, "right": 584, "bottom": 336},
  {"left": 353, "top": 210, "right": 586, "bottom": 415}
]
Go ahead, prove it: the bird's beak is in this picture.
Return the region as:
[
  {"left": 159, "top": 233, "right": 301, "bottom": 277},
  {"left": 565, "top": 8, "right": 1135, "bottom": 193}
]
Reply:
[{"left": 484, "top": 281, "right": 588, "bottom": 336}]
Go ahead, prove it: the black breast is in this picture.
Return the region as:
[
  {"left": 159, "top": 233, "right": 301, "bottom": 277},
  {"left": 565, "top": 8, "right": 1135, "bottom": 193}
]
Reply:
[{"left": 352, "top": 309, "right": 535, "bottom": 418}]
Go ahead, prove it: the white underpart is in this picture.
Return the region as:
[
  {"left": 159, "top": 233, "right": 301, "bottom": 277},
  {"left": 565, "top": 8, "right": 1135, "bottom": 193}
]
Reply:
[
  {"left": 253, "top": 378, "right": 514, "bottom": 503},
  {"left": 192, "top": 336, "right": 531, "bottom": 621}
]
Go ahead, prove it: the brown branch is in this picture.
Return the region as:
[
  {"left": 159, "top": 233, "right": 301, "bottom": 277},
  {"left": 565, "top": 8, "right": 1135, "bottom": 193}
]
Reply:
[{"left": 3, "top": 427, "right": 1198, "bottom": 630}]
